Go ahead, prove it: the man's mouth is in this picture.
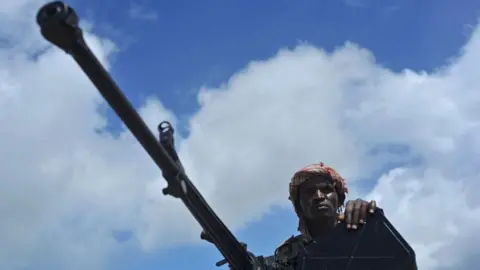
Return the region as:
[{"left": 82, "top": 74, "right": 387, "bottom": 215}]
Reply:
[{"left": 315, "top": 204, "right": 331, "bottom": 210}]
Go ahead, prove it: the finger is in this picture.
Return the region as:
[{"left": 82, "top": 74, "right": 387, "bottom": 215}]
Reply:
[
  {"left": 351, "top": 199, "right": 363, "bottom": 229},
  {"left": 368, "top": 200, "right": 377, "bottom": 214},
  {"left": 345, "top": 200, "right": 354, "bottom": 229},
  {"left": 337, "top": 214, "right": 345, "bottom": 224},
  {"left": 359, "top": 201, "right": 368, "bottom": 224}
]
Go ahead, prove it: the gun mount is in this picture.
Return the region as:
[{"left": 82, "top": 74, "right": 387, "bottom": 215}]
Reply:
[
  {"left": 296, "top": 211, "right": 416, "bottom": 270},
  {"left": 36, "top": 2, "right": 416, "bottom": 270}
]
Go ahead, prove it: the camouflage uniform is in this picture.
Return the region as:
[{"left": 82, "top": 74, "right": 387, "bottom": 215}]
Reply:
[{"left": 272, "top": 162, "right": 348, "bottom": 269}]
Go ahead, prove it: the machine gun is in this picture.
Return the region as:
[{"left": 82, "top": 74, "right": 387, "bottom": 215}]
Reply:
[
  {"left": 35, "top": 2, "right": 261, "bottom": 269},
  {"left": 35, "top": 2, "right": 416, "bottom": 269}
]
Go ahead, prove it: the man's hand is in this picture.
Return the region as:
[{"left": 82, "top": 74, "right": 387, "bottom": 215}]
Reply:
[{"left": 338, "top": 199, "right": 377, "bottom": 230}]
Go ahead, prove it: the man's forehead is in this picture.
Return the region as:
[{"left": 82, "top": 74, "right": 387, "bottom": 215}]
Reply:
[{"left": 302, "top": 175, "right": 334, "bottom": 187}]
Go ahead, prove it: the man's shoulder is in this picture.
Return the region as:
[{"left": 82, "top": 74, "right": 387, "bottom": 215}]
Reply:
[
  {"left": 277, "top": 234, "right": 305, "bottom": 249},
  {"left": 274, "top": 234, "right": 306, "bottom": 266}
]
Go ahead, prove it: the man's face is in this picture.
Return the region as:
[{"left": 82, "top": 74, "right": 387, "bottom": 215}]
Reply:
[{"left": 298, "top": 175, "right": 339, "bottom": 221}]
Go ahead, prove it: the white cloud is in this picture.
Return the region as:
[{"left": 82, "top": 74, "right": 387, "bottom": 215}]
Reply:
[
  {"left": 1, "top": 0, "right": 480, "bottom": 269},
  {"left": 128, "top": 3, "right": 158, "bottom": 21}
]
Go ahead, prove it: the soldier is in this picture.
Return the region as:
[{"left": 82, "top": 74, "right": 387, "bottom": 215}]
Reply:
[{"left": 273, "top": 162, "right": 377, "bottom": 269}]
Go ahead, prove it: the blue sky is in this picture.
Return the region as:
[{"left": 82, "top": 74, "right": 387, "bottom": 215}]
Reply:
[{"left": 64, "top": 0, "right": 479, "bottom": 269}]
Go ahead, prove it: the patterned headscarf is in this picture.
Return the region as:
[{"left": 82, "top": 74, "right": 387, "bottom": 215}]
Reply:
[{"left": 288, "top": 162, "right": 348, "bottom": 239}]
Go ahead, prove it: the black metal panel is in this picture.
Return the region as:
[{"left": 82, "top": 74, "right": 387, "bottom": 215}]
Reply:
[{"left": 296, "top": 211, "right": 415, "bottom": 270}]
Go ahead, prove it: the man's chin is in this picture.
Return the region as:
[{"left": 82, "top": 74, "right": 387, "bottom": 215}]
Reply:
[{"left": 313, "top": 209, "right": 336, "bottom": 218}]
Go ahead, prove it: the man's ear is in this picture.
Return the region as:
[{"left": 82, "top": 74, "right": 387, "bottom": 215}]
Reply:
[
  {"left": 335, "top": 187, "right": 346, "bottom": 206},
  {"left": 294, "top": 199, "right": 306, "bottom": 221},
  {"left": 296, "top": 198, "right": 306, "bottom": 214}
]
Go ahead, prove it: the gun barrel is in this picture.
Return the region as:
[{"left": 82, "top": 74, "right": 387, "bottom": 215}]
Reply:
[{"left": 36, "top": 2, "right": 252, "bottom": 269}]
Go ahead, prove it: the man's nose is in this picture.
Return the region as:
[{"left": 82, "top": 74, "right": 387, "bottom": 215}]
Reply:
[{"left": 314, "top": 190, "right": 326, "bottom": 201}]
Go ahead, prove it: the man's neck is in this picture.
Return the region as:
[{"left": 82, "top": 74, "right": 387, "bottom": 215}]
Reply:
[{"left": 305, "top": 217, "right": 337, "bottom": 239}]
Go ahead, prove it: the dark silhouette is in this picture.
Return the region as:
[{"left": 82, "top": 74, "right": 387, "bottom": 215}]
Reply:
[{"left": 274, "top": 164, "right": 416, "bottom": 269}]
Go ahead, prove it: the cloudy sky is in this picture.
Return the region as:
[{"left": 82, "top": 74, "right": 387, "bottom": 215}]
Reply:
[{"left": 1, "top": 0, "right": 480, "bottom": 269}]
